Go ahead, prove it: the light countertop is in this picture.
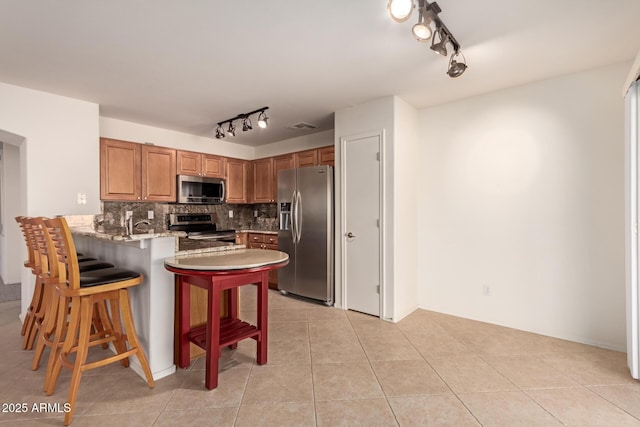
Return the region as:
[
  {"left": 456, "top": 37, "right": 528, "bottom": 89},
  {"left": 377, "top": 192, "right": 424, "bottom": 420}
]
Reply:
[{"left": 165, "top": 248, "right": 289, "bottom": 271}]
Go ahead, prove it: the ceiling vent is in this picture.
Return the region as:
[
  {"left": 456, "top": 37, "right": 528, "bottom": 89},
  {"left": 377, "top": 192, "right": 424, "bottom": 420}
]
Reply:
[{"left": 287, "top": 122, "right": 318, "bottom": 130}]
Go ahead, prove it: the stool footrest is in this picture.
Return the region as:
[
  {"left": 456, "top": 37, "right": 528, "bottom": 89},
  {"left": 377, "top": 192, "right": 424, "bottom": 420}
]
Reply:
[{"left": 188, "top": 318, "right": 260, "bottom": 350}]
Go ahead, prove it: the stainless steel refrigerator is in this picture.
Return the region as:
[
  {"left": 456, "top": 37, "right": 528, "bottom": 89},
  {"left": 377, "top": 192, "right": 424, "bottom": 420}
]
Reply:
[{"left": 278, "top": 165, "right": 334, "bottom": 305}]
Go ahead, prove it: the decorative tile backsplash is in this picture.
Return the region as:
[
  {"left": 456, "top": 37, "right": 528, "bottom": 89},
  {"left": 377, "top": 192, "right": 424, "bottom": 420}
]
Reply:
[{"left": 100, "top": 201, "right": 278, "bottom": 232}]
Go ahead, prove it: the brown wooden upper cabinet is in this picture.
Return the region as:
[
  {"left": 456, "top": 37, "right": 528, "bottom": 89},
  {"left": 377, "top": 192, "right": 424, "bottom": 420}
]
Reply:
[
  {"left": 295, "top": 149, "right": 318, "bottom": 168},
  {"left": 252, "top": 157, "right": 274, "bottom": 203},
  {"left": 273, "top": 154, "right": 294, "bottom": 199},
  {"left": 318, "top": 145, "right": 335, "bottom": 166},
  {"left": 226, "top": 158, "right": 250, "bottom": 204},
  {"left": 141, "top": 145, "right": 177, "bottom": 202},
  {"left": 176, "top": 150, "right": 226, "bottom": 178},
  {"left": 100, "top": 138, "right": 176, "bottom": 202}
]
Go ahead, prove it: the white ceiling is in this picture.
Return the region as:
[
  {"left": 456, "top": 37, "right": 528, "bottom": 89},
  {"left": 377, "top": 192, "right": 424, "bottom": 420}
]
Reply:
[{"left": 1, "top": 0, "right": 639, "bottom": 147}]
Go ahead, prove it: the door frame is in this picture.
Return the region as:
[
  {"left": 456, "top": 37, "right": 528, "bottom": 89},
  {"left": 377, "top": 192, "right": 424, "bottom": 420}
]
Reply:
[{"left": 340, "top": 129, "right": 386, "bottom": 319}]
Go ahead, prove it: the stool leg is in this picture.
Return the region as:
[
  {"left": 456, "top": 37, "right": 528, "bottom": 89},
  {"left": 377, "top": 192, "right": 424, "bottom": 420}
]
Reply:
[
  {"left": 32, "top": 284, "right": 58, "bottom": 371},
  {"left": 91, "top": 302, "right": 109, "bottom": 350},
  {"left": 109, "top": 297, "right": 130, "bottom": 368},
  {"left": 177, "top": 277, "right": 191, "bottom": 369},
  {"left": 47, "top": 296, "right": 77, "bottom": 396},
  {"left": 22, "top": 279, "right": 43, "bottom": 349},
  {"left": 21, "top": 277, "right": 39, "bottom": 337},
  {"left": 63, "top": 296, "right": 93, "bottom": 426},
  {"left": 118, "top": 289, "right": 155, "bottom": 388}
]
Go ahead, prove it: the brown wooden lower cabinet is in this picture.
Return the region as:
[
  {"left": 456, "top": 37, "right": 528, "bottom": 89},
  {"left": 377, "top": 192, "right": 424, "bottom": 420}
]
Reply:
[{"left": 248, "top": 233, "right": 279, "bottom": 290}]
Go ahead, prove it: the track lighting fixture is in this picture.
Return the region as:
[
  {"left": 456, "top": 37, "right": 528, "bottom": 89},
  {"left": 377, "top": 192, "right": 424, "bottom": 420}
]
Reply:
[
  {"left": 388, "top": 0, "right": 467, "bottom": 78},
  {"left": 214, "top": 107, "right": 269, "bottom": 139}
]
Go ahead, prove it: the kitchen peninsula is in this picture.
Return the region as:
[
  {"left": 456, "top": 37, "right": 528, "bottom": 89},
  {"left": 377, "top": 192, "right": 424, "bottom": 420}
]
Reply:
[{"left": 66, "top": 215, "right": 246, "bottom": 382}]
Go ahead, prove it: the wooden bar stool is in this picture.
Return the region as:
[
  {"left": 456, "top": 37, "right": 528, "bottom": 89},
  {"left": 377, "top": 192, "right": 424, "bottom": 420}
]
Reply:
[
  {"left": 16, "top": 216, "right": 107, "bottom": 351},
  {"left": 29, "top": 217, "right": 115, "bottom": 392},
  {"left": 43, "top": 217, "right": 154, "bottom": 426},
  {"left": 15, "top": 216, "right": 44, "bottom": 349}
]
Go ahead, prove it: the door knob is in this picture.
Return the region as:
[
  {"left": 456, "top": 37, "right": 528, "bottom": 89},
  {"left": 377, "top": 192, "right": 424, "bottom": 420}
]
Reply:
[{"left": 346, "top": 232, "right": 356, "bottom": 238}]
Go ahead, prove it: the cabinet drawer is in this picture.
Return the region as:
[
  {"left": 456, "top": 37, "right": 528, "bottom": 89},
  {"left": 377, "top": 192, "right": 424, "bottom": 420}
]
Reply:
[
  {"left": 264, "top": 235, "right": 278, "bottom": 245},
  {"left": 264, "top": 243, "right": 278, "bottom": 251},
  {"left": 248, "top": 233, "right": 265, "bottom": 244}
]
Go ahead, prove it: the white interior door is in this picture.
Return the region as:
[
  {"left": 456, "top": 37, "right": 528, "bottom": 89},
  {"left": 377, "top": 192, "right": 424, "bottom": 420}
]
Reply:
[{"left": 343, "top": 133, "right": 381, "bottom": 317}]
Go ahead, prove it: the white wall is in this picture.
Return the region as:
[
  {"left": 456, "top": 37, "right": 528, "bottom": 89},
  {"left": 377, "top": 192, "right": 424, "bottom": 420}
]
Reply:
[
  {"left": 393, "top": 97, "right": 420, "bottom": 320},
  {"left": 334, "top": 96, "right": 419, "bottom": 321},
  {"left": 0, "top": 81, "right": 100, "bottom": 316},
  {"left": 418, "top": 62, "right": 629, "bottom": 350}
]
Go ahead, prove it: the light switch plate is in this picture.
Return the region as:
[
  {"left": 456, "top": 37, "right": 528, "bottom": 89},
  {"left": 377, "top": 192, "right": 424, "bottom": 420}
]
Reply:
[
  {"left": 228, "top": 210, "right": 233, "bottom": 218},
  {"left": 147, "top": 210, "right": 154, "bottom": 220}
]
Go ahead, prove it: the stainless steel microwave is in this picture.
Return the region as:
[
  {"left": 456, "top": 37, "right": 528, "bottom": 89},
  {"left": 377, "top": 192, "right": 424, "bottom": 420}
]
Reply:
[{"left": 176, "top": 175, "right": 225, "bottom": 204}]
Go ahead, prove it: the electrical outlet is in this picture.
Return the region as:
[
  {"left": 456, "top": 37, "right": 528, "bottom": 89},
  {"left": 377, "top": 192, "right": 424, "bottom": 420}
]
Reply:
[
  {"left": 482, "top": 285, "right": 491, "bottom": 296},
  {"left": 228, "top": 210, "right": 233, "bottom": 218},
  {"left": 77, "top": 193, "right": 87, "bottom": 205},
  {"left": 254, "top": 210, "right": 258, "bottom": 218},
  {"left": 125, "top": 210, "right": 133, "bottom": 220},
  {"left": 147, "top": 210, "right": 154, "bottom": 220}
]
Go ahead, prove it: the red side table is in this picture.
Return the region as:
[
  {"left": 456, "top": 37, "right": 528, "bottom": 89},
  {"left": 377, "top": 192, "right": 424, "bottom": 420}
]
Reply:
[{"left": 164, "top": 249, "right": 289, "bottom": 390}]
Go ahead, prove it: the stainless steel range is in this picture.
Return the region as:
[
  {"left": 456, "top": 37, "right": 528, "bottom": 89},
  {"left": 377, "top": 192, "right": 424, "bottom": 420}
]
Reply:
[{"left": 168, "top": 213, "right": 236, "bottom": 251}]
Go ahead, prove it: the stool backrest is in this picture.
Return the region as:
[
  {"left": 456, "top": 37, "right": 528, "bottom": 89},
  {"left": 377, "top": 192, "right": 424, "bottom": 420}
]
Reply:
[
  {"left": 15, "top": 216, "right": 38, "bottom": 271},
  {"left": 28, "top": 217, "right": 52, "bottom": 280},
  {"left": 32, "top": 216, "right": 61, "bottom": 284},
  {"left": 42, "top": 217, "right": 80, "bottom": 291}
]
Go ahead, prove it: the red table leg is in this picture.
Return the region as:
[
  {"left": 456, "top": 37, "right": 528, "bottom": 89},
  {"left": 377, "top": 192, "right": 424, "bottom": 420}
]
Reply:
[
  {"left": 205, "top": 279, "right": 221, "bottom": 390},
  {"left": 178, "top": 276, "right": 191, "bottom": 369},
  {"left": 256, "top": 270, "right": 269, "bottom": 365}
]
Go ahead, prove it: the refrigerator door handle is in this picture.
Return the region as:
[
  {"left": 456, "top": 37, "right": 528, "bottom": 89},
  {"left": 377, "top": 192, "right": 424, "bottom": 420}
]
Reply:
[
  {"left": 291, "top": 190, "right": 298, "bottom": 244},
  {"left": 296, "top": 190, "right": 303, "bottom": 243}
]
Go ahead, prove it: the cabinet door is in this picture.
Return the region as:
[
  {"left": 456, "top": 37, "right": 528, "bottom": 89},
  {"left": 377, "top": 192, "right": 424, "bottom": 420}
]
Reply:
[
  {"left": 100, "top": 138, "right": 141, "bottom": 201},
  {"left": 273, "top": 154, "right": 294, "bottom": 200},
  {"left": 203, "top": 154, "right": 226, "bottom": 178},
  {"left": 252, "top": 158, "right": 274, "bottom": 203},
  {"left": 226, "top": 158, "right": 249, "bottom": 203},
  {"left": 176, "top": 150, "right": 202, "bottom": 176},
  {"left": 141, "top": 145, "right": 177, "bottom": 202},
  {"left": 317, "top": 146, "right": 335, "bottom": 166},
  {"left": 295, "top": 149, "right": 318, "bottom": 168}
]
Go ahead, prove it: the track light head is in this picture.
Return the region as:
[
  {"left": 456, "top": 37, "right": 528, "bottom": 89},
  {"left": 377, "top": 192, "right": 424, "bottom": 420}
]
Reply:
[
  {"left": 215, "top": 125, "right": 225, "bottom": 139},
  {"left": 388, "top": 0, "right": 415, "bottom": 23},
  {"left": 430, "top": 28, "right": 448, "bottom": 56},
  {"left": 447, "top": 50, "right": 467, "bottom": 78},
  {"left": 242, "top": 116, "right": 252, "bottom": 131},
  {"left": 411, "top": 3, "right": 433, "bottom": 42},
  {"left": 257, "top": 111, "right": 269, "bottom": 129},
  {"left": 227, "top": 121, "right": 236, "bottom": 137}
]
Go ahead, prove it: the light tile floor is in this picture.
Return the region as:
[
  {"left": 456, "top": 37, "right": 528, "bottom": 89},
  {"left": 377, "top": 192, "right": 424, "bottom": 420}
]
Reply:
[{"left": 1, "top": 288, "right": 640, "bottom": 426}]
